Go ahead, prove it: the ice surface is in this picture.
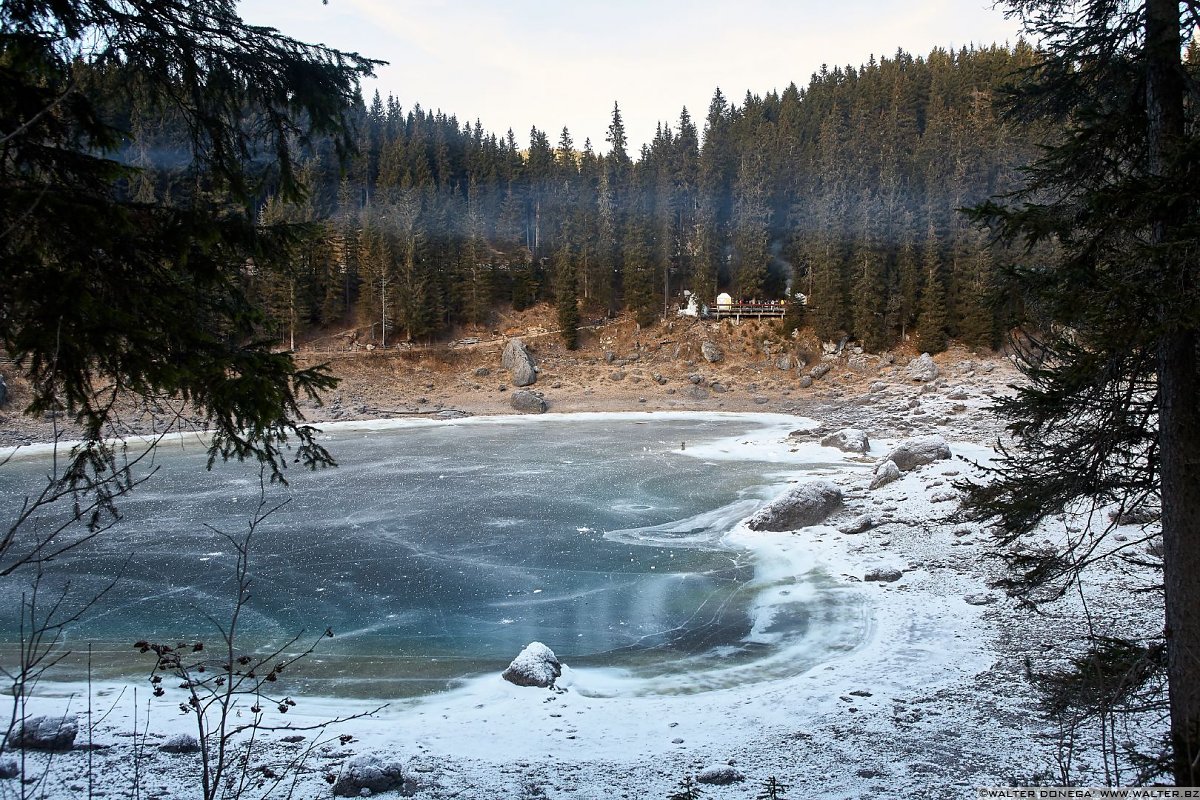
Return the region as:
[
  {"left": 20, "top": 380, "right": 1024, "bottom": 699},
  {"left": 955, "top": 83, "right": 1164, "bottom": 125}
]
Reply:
[{"left": 0, "top": 413, "right": 864, "bottom": 699}]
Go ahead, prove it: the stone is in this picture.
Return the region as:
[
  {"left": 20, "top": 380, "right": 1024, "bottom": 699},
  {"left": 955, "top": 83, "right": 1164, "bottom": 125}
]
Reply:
[
  {"left": 810, "top": 363, "right": 832, "bottom": 380},
  {"left": 10, "top": 715, "right": 77, "bottom": 751},
  {"left": 0, "top": 757, "right": 17, "bottom": 780},
  {"left": 838, "top": 515, "right": 876, "bottom": 534},
  {"left": 964, "top": 593, "right": 997, "bottom": 606},
  {"left": 473, "top": 367, "right": 491, "bottom": 377},
  {"left": 332, "top": 754, "right": 405, "bottom": 797},
  {"left": 864, "top": 567, "right": 903, "bottom": 583},
  {"left": 681, "top": 385, "right": 709, "bottom": 401},
  {"left": 798, "top": 376, "right": 813, "bottom": 388},
  {"left": 869, "top": 460, "right": 902, "bottom": 490},
  {"left": 710, "top": 382, "right": 728, "bottom": 393},
  {"left": 159, "top": 733, "right": 201, "bottom": 754},
  {"left": 775, "top": 356, "right": 792, "bottom": 371},
  {"left": 604, "top": 350, "right": 616, "bottom": 364},
  {"left": 434, "top": 409, "right": 470, "bottom": 420},
  {"left": 869, "top": 381, "right": 887, "bottom": 393},
  {"left": 701, "top": 341, "right": 723, "bottom": 363},
  {"left": 696, "top": 765, "right": 745, "bottom": 785},
  {"left": 883, "top": 435, "right": 952, "bottom": 472},
  {"left": 820, "top": 428, "right": 870, "bottom": 454},
  {"left": 510, "top": 390, "right": 548, "bottom": 414},
  {"left": 0, "top": 374, "right": 7, "bottom": 407},
  {"left": 746, "top": 481, "right": 843, "bottom": 531},
  {"left": 947, "top": 386, "right": 970, "bottom": 400},
  {"left": 502, "top": 642, "right": 562, "bottom": 688},
  {"left": 1108, "top": 505, "right": 1161, "bottom": 526},
  {"left": 906, "top": 353, "right": 939, "bottom": 382},
  {"left": 502, "top": 338, "right": 537, "bottom": 387}
]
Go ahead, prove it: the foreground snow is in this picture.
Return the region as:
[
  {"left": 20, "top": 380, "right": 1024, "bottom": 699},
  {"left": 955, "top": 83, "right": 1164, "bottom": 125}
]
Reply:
[{"left": 3, "top": 400, "right": 1163, "bottom": 798}]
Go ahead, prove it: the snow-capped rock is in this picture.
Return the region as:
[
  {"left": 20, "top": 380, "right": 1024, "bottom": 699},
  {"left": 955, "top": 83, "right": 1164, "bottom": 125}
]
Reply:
[
  {"left": 332, "top": 754, "right": 405, "bottom": 797},
  {"left": 697, "top": 764, "right": 745, "bottom": 784},
  {"left": 870, "top": 460, "right": 902, "bottom": 490},
  {"left": 10, "top": 715, "right": 77, "bottom": 751},
  {"left": 746, "top": 481, "right": 843, "bottom": 531},
  {"left": 820, "top": 428, "right": 870, "bottom": 453},
  {"left": 883, "top": 435, "right": 951, "bottom": 472},
  {"left": 159, "top": 733, "right": 200, "bottom": 754},
  {"left": 838, "top": 515, "right": 876, "bottom": 534},
  {"left": 502, "top": 642, "right": 562, "bottom": 688},
  {"left": 864, "top": 567, "right": 903, "bottom": 583}
]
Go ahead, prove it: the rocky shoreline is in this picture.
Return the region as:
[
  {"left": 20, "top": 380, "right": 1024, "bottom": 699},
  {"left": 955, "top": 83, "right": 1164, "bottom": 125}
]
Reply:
[{"left": 1, "top": 316, "right": 1163, "bottom": 798}]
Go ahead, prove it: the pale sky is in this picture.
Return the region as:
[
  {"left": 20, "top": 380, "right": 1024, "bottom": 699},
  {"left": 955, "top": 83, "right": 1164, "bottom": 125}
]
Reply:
[{"left": 238, "top": 0, "right": 1026, "bottom": 153}]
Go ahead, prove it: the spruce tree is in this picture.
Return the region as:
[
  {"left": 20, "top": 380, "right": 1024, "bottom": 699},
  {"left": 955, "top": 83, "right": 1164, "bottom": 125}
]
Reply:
[
  {"left": 0, "top": 0, "right": 378, "bottom": 476},
  {"left": 732, "top": 151, "right": 772, "bottom": 301},
  {"left": 961, "top": 1, "right": 1200, "bottom": 781},
  {"left": 554, "top": 242, "right": 580, "bottom": 349},
  {"left": 850, "top": 200, "right": 887, "bottom": 351},
  {"left": 915, "top": 222, "right": 947, "bottom": 354}
]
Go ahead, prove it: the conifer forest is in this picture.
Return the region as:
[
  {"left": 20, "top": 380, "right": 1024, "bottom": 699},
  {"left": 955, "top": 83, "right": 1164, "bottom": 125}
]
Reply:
[{"left": 117, "top": 43, "right": 1054, "bottom": 353}]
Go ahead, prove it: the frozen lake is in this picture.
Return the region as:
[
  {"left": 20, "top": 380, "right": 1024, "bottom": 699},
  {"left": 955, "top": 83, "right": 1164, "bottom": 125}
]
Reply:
[{"left": 0, "top": 413, "right": 865, "bottom": 698}]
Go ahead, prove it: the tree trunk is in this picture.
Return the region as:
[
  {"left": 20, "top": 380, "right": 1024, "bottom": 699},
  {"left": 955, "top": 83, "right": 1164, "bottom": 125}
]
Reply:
[
  {"left": 1159, "top": 331, "right": 1200, "bottom": 784},
  {"left": 1145, "top": 0, "right": 1200, "bottom": 783}
]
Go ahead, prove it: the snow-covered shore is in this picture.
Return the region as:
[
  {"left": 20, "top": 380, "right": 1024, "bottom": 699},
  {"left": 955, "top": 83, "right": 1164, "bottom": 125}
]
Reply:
[{"left": 3, "top": 382, "right": 1164, "bottom": 798}]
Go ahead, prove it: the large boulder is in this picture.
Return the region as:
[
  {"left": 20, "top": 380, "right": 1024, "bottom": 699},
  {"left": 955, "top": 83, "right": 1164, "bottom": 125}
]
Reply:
[
  {"left": 502, "top": 338, "right": 537, "bottom": 387},
  {"left": 883, "top": 435, "right": 951, "bottom": 472},
  {"left": 510, "top": 390, "right": 548, "bottom": 414},
  {"left": 502, "top": 642, "right": 562, "bottom": 688},
  {"left": 700, "top": 341, "right": 723, "bottom": 363},
  {"left": 746, "top": 481, "right": 843, "bottom": 531},
  {"left": 906, "top": 352, "right": 940, "bottom": 382},
  {"left": 810, "top": 363, "right": 832, "bottom": 380},
  {"left": 332, "top": 754, "right": 405, "bottom": 797},
  {"left": 10, "top": 715, "right": 77, "bottom": 751},
  {"left": 820, "top": 428, "right": 870, "bottom": 453}
]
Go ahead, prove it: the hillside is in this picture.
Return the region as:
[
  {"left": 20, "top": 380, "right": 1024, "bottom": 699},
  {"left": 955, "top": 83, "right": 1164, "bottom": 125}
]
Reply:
[{"left": 0, "top": 305, "right": 1019, "bottom": 448}]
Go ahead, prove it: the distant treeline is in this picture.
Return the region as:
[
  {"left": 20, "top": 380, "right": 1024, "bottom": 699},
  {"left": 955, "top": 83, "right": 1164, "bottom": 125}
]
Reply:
[{"left": 118, "top": 42, "right": 1049, "bottom": 352}]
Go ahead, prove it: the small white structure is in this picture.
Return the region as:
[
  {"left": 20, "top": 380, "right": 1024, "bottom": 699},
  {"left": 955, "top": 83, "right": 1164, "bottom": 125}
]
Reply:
[
  {"left": 678, "top": 294, "right": 700, "bottom": 317},
  {"left": 716, "top": 292, "right": 733, "bottom": 311}
]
